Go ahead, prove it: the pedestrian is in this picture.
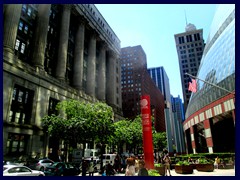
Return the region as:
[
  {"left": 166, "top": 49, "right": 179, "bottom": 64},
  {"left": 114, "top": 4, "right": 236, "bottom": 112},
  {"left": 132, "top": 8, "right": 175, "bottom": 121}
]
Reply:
[
  {"left": 105, "top": 163, "right": 115, "bottom": 176},
  {"left": 214, "top": 156, "right": 220, "bottom": 169},
  {"left": 163, "top": 153, "right": 172, "bottom": 176},
  {"left": 137, "top": 159, "right": 148, "bottom": 176},
  {"left": 81, "top": 159, "right": 88, "bottom": 176},
  {"left": 88, "top": 157, "right": 95, "bottom": 176},
  {"left": 125, "top": 157, "right": 135, "bottom": 176},
  {"left": 135, "top": 157, "right": 140, "bottom": 173},
  {"left": 114, "top": 154, "right": 121, "bottom": 173}
]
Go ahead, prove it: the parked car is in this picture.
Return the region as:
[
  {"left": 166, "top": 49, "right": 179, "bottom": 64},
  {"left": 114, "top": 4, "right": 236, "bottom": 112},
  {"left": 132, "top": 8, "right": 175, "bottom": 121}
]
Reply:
[
  {"left": 44, "top": 162, "right": 80, "bottom": 176},
  {"left": 27, "top": 158, "right": 54, "bottom": 171},
  {"left": 3, "top": 164, "right": 45, "bottom": 176}
]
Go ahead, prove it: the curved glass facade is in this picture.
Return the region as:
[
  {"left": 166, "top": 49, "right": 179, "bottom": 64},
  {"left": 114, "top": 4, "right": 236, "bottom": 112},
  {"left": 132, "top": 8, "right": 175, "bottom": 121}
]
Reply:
[{"left": 186, "top": 4, "right": 235, "bottom": 118}]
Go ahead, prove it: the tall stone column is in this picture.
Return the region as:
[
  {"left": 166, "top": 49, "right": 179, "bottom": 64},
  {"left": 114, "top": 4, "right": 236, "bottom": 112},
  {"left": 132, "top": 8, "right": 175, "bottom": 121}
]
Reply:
[
  {"left": 32, "top": 4, "right": 51, "bottom": 70},
  {"left": 106, "top": 50, "right": 116, "bottom": 105},
  {"left": 3, "top": 4, "right": 22, "bottom": 54},
  {"left": 55, "top": 4, "right": 71, "bottom": 81},
  {"left": 97, "top": 41, "right": 107, "bottom": 101},
  {"left": 86, "top": 32, "right": 97, "bottom": 97},
  {"left": 73, "top": 19, "right": 85, "bottom": 90}
]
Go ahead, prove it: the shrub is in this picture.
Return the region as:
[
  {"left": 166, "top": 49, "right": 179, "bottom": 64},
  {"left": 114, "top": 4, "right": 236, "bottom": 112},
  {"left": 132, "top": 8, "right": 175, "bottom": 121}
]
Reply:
[
  {"left": 148, "top": 169, "right": 160, "bottom": 176},
  {"left": 154, "top": 163, "right": 164, "bottom": 167},
  {"left": 198, "top": 158, "right": 214, "bottom": 164},
  {"left": 176, "top": 160, "right": 190, "bottom": 166}
]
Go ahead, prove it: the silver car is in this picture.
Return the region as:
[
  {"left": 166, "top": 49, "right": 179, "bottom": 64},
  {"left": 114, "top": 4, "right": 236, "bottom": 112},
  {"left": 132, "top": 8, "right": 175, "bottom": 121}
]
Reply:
[
  {"left": 28, "top": 158, "right": 54, "bottom": 171},
  {"left": 3, "top": 164, "right": 45, "bottom": 176}
]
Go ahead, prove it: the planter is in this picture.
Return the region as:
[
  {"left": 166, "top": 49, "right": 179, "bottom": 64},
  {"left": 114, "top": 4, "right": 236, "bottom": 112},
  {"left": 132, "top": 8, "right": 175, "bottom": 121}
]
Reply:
[
  {"left": 190, "top": 163, "right": 196, "bottom": 169},
  {"left": 175, "top": 165, "right": 193, "bottom": 174},
  {"left": 196, "top": 164, "right": 214, "bottom": 172},
  {"left": 154, "top": 166, "right": 165, "bottom": 176}
]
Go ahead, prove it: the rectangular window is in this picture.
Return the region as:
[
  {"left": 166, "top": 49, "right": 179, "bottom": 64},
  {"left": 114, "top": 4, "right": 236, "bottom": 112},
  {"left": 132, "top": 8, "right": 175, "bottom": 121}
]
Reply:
[
  {"left": 15, "top": 39, "right": 20, "bottom": 50},
  {"left": 19, "top": 21, "right": 23, "bottom": 31},
  {"left": 48, "top": 98, "right": 59, "bottom": 115},
  {"left": 9, "top": 85, "right": 34, "bottom": 124},
  {"left": 20, "top": 43, "right": 25, "bottom": 53},
  {"left": 24, "top": 25, "right": 28, "bottom": 34},
  {"left": 6, "top": 133, "right": 30, "bottom": 156},
  {"left": 27, "top": 7, "right": 32, "bottom": 16},
  {"left": 22, "top": 4, "right": 27, "bottom": 13}
]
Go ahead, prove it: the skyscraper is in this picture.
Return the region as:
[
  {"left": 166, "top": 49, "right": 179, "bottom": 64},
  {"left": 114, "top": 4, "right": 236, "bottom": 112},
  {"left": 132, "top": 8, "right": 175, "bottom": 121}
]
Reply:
[
  {"left": 174, "top": 24, "right": 205, "bottom": 111},
  {"left": 171, "top": 95, "right": 186, "bottom": 153},
  {"left": 147, "top": 67, "right": 174, "bottom": 153},
  {"left": 121, "top": 46, "right": 165, "bottom": 132}
]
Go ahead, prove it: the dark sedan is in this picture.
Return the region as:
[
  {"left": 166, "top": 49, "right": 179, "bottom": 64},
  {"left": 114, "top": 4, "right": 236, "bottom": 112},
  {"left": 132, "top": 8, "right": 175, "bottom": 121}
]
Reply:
[{"left": 44, "top": 162, "right": 80, "bottom": 176}]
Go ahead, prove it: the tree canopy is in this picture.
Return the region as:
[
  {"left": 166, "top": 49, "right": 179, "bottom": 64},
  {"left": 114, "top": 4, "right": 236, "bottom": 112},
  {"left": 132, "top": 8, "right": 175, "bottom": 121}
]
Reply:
[{"left": 42, "top": 100, "right": 115, "bottom": 146}]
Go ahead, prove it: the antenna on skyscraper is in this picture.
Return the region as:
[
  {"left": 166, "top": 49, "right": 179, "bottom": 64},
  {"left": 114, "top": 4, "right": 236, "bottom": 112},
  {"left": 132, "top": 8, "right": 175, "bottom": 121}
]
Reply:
[{"left": 184, "top": 10, "right": 188, "bottom": 25}]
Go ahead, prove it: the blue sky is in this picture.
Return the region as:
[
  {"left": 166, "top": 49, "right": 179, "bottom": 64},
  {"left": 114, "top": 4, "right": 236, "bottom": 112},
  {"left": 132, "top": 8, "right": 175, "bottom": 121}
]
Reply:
[{"left": 95, "top": 4, "right": 217, "bottom": 101}]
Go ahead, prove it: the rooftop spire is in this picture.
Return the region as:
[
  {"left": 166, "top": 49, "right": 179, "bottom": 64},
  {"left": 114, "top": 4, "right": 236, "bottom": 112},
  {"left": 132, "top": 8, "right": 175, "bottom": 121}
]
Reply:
[{"left": 184, "top": 10, "right": 188, "bottom": 26}]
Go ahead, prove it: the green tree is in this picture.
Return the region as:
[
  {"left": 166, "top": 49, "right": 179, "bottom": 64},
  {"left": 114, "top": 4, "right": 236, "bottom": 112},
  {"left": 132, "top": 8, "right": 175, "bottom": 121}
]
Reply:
[
  {"left": 153, "top": 131, "right": 167, "bottom": 151},
  {"left": 42, "top": 100, "right": 115, "bottom": 161}
]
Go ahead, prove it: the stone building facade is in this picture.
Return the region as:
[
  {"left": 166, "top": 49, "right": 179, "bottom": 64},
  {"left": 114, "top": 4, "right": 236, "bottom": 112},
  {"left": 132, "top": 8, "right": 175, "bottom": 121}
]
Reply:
[{"left": 3, "top": 4, "right": 122, "bottom": 159}]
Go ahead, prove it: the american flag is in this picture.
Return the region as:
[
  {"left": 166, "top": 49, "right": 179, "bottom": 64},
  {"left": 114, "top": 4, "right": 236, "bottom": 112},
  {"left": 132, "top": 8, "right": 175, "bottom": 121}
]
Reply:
[{"left": 188, "top": 78, "right": 197, "bottom": 93}]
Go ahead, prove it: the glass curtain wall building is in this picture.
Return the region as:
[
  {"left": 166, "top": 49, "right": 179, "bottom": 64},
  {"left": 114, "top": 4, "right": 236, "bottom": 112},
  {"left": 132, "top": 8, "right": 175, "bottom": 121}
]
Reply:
[{"left": 184, "top": 4, "right": 235, "bottom": 154}]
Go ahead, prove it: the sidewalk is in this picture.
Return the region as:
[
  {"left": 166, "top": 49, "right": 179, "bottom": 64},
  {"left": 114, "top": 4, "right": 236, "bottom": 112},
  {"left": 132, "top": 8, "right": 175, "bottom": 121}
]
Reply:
[
  {"left": 169, "top": 168, "right": 235, "bottom": 176},
  {"left": 90, "top": 168, "right": 235, "bottom": 176}
]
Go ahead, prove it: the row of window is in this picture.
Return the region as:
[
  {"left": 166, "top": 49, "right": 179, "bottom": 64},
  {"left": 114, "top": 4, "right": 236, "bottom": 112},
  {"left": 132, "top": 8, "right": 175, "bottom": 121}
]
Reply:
[
  {"left": 182, "top": 68, "right": 198, "bottom": 74},
  {"left": 179, "top": 47, "right": 203, "bottom": 55},
  {"left": 179, "top": 42, "right": 203, "bottom": 49},
  {"left": 182, "top": 58, "right": 199, "bottom": 64},
  {"left": 122, "top": 62, "right": 133, "bottom": 67},
  {"left": 178, "top": 33, "right": 201, "bottom": 44},
  {"left": 182, "top": 62, "right": 197, "bottom": 68}
]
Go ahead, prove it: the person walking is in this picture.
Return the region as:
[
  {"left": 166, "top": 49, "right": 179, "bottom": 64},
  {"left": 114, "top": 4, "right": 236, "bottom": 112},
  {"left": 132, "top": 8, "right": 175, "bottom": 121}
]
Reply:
[
  {"left": 137, "top": 160, "right": 148, "bottom": 176},
  {"left": 81, "top": 159, "right": 88, "bottom": 176},
  {"left": 88, "top": 157, "right": 95, "bottom": 176},
  {"left": 125, "top": 157, "right": 135, "bottom": 176},
  {"left": 163, "top": 153, "right": 172, "bottom": 176}
]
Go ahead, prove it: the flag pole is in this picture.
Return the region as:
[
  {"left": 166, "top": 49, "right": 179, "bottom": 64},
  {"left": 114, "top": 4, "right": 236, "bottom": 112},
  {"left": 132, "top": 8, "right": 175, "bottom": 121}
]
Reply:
[{"left": 185, "top": 73, "right": 235, "bottom": 95}]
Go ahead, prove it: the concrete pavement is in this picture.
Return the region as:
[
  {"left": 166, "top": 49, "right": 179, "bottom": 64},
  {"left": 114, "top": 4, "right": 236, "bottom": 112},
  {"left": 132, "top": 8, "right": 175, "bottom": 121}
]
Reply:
[
  {"left": 168, "top": 168, "right": 235, "bottom": 176},
  {"left": 88, "top": 168, "right": 235, "bottom": 176}
]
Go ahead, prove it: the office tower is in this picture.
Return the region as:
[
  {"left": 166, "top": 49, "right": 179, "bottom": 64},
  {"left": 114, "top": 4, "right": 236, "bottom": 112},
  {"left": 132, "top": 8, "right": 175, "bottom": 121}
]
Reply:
[
  {"left": 121, "top": 45, "right": 165, "bottom": 132},
  {"left": 147, "top": 67, "right": 174, "bottom": 153},
  {"left": 171, "top": 95, "right": 186, "bottom": 154},
  {"left": 174, "top": 23, "right": 205, "bottom": 111}
]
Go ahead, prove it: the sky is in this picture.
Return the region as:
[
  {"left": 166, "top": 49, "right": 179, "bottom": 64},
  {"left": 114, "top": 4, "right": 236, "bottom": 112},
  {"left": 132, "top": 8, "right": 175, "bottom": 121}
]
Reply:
[{"left": 95, "top": 4, "right": 217, "bottom": 101}]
